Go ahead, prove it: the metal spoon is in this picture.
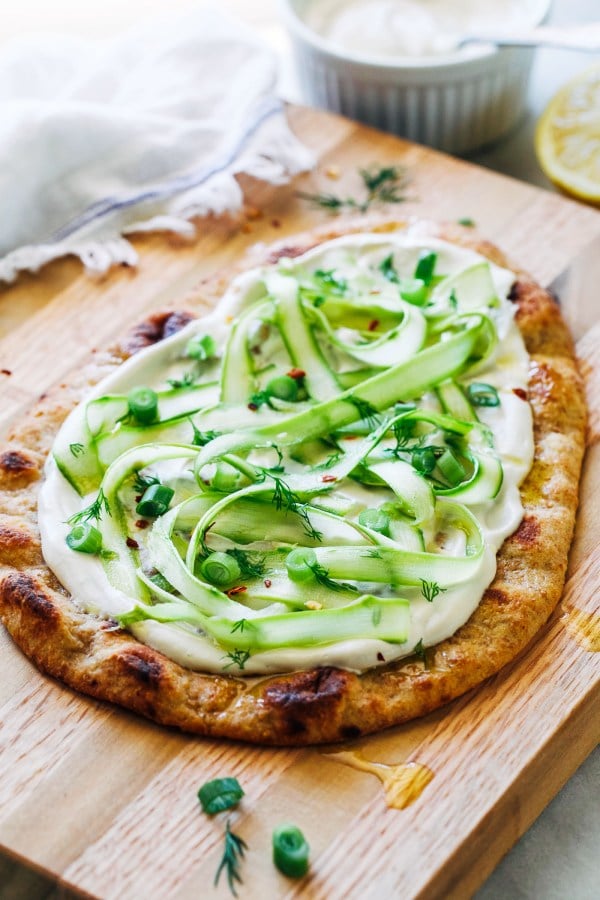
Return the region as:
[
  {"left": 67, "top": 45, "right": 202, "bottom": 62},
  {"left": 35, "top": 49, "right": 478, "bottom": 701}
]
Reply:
[{"left": 459, "top": 22, "right": 600, "bottom": 53}]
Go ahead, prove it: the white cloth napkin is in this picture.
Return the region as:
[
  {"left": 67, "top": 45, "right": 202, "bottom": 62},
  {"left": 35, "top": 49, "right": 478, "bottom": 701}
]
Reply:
[{"left": 0, "top": 5, "right": 314, "bottom": 282}]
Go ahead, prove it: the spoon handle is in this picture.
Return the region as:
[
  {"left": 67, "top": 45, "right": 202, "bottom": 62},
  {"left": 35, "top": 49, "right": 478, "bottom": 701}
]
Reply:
[{"left": 460, "top": 23, "right": 600, "bottom": 53}]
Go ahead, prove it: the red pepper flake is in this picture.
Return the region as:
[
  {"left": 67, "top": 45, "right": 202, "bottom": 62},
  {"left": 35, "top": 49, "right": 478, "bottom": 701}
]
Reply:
[
  {"left": 1, "top": 369, "right": 11, "bottom": 376},
  {"left": 248, "top": 402, "right": 259, "bottom": 411},
  {"left": 135, "top": 495, "right": 143, "bottom": 503},
  {"left": 369, "top": 289, "right": 381, "bottom": 295},
  {"left": 271, "top": 218, "right": 281, "bottom": 228},
  {"left": 287, "top": 368, "right": 306, "bottom": 381},
  {"left": 126, "top": 537, "right": 140, "bottom": 549},
  {"left": 368, "top": 319, "right": 380, "bottom": 332},
  {"left": 135, "top": 519, "right": 150, "bottom": 529},
  {"left": 227, "top": 585, "right": 247, "bottom": 597},
  {"left": 264, "top": 578, "right": 272, "bottom": 588},
  {"left": 321, "top": 474, "right": 337, "bottom": 483},
  {"left": 344, "top": 435, "right": 359, "bottom": 441},
  {"left": 377, "top": 652, "right": 385, "bottom": 662},
  {"left": 513, "top": 387, "right": 528, "bottom": 401}
]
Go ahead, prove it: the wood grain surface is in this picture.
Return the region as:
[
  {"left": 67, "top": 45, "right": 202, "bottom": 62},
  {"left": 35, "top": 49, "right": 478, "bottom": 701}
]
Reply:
[{"left": 0, "top": 105, "right": 599, "bottom": 900}]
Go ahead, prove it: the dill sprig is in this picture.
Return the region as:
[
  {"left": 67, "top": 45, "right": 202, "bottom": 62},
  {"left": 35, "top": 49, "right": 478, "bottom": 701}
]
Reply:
[
  {"left": 297, "top": 163, "right": 408, "bottom": 215},
  {"left": 67, "top": 488, "right": 110, "bottom": 525},
  {"left": 223, "top": 649, "right": 252, "bottom": 671},
  {"left": 420, "top": 579, "right": 447, "bottom": 603},
  {"left": 268, "top": 475, "right": 322, "bottom": 542},
  {"left": 214, "top": 820, "right": 248, "bottom": 897},
  {"left": 167, "top": 371, "right": 196, "bottom": 389},
  {"left": 347, "top": 395, "right": 380, "bottom": 429},
  {"left": 308, "top": 561, "right": 357, "bottom": 594},
  {"left": 189, "top": 419, "right": 221, "bottom": 447},
  {"left": 69, "top": 442, "right": 85, "bottom": 458},
  {"left": 227, "top": 549, "right": 265, "bottom": 579},
  {"left": 391, "top": 417, "right": 416, "bottom": 454}
]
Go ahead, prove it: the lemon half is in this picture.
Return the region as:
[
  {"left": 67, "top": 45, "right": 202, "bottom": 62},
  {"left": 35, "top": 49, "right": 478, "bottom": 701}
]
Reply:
[{"left": 536, "top": 64, "right": 600, "bottom": 204}]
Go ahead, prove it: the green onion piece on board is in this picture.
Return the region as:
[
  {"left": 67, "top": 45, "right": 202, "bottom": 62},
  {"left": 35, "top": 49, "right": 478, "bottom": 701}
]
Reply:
[
  {"left": 436, "top": 449, "right": 466, "bottom": 486},
  {"left": 272, "top": 824, "right": 310, "bottom": 878},
  {"left": 66, "top": 522, "right": 103, "bottom": 554},
  {"left": 398, "top": 277, "right": 427, "bottom": 306},
  {"left": 198, "top": 777, "right": 244, "bottom": 815},
  {"left": 127, "top": 387, "right": 158, "bottom": 424},
  {"left": 136, "top": 484, "right": 175, "bottom": 517},
  {"left": 358, "top": 508, "right": 390, "bottom": 535},
  {"left": 266, "top": 375, "right": 299, "bottom": 402},
  {"left": 414, "top": 251, "right": 437, "bottom": 285},
  {"left": 186, "top": 334, "right": 217, "bottom": 361},
  {"left": 467, "top": 382, "right": 500, "bottom": 407},
  {"left": 285, "top": 548, "right": 317, "bottom": 583},
  {"left": 200, "top": 552, "right": 242, "bottom": 587}
]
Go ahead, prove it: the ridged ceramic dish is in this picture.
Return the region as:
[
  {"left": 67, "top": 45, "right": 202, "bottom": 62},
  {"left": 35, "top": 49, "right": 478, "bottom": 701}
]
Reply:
[{"left": 280, "top": 0, "right": 552, "bottom": 155}]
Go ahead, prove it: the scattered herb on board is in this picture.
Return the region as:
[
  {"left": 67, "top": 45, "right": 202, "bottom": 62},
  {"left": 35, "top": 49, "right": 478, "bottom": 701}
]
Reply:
[
  {"left": 214, "top": 820, "right": 248, "bottom": 897},
  {"left": 297, "top": 163, "right": 408, "bottom": 214},
  {"left": 457, "top": 217, "right": 476, "bottom": 227},
  {"left": 198, "top": 777, "right": 244, "bottom": 816}
]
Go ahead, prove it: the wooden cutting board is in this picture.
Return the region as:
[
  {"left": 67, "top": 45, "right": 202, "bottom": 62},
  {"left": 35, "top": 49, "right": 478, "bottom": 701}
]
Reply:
[{"left": 0, "top": 105, "right": 599, "bottom": 900}]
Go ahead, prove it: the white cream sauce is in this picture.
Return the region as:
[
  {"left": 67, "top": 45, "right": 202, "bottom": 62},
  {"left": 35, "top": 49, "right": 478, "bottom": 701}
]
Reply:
[
  {"left": 303, "top": 0, "right": 540, "bottom": 61},
  {"left": 39, "top": 233, "right": 534, "bottom": 675}
]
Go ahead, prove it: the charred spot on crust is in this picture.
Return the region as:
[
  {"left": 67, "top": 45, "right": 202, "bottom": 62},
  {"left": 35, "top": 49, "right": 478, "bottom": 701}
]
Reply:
[
  {"left": 0, "top": 450, "right": 39, "bottom": 484},
  {"left": 118, "top": 648, "right": 164, "bottom": 687},
  {"left": 1, "top": 573, "right": 59, "bottom": 624},
  {"left": 508, "top": 281, "right": 520, "bottom": 303},
  {"left": 263, "top": 667, "right": 354, "bottom": 734},
  {"left": 511, "top": 515, "right": 540, "bottom": 547},
  {"left": 0, "top": 524, "right": 40, "bottom": 566},
  {"left": 484, "top": 587, "right": 510, "bottom": 606},
  {"left": 340, "top": 725, "right": 361, "bottom": 740},
  {"left": 122, "top": 310, "right": 196, "bottom": 355}
]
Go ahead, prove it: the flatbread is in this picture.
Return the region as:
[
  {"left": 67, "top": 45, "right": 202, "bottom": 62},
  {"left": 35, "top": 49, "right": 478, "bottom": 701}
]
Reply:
[{"left": 0, "top": 220, "right": 586, "bottom": 745}]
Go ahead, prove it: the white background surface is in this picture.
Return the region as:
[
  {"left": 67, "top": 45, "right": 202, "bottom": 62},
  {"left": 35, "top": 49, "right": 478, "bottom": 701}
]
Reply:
[{"left": 0, "top": 1, "right": 598, "bottom": 898}]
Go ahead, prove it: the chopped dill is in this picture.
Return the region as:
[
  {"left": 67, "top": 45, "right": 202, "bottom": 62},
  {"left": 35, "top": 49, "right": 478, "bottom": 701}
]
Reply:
[
  {"left": 268, "top": 474, "right": 322, "bottom": 542},
  {"left": 167, "top": 371, "right": 196, "bottom": 389},
  {"left": 226, "top": 548, "right": 265, "bottom": 579},
  {"left": 297, "top": 163, "right": 408, "bottom": 215},
  {"left": 420, "top": 579, "right": 447, "bottom": 603},
  {"left": 189, "top": 420, "right": 221, "bottom": 447},
  {"left": 133, "top": 471, "right": 161, "bottom": 494},
  {"left": 347, "top": 395, "right": 380, "bottom": 429},
  {"left": 69, "top": 442, "right": 85, "bottom": 457},
  {"left": 214, "top": 819, "right": 248, "bottom": 897},
  {"left": 308, "top": 561, "right": 357, "bottom": 594},
  {"left": 67, "top": 488, "right": 110, "bottom": 525},
  {"left": 223, "top": 649, "right": 252, "bottom": 671}
]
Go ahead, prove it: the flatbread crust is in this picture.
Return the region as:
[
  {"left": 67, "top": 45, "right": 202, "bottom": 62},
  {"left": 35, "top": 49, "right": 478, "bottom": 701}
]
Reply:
[{"left": 0, "top": 219, "right": 586, "bottom": 745}]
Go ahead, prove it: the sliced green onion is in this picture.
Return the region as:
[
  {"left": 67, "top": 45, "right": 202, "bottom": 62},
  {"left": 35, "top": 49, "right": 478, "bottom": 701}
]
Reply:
[
  {"left": 285, "top": 548, "right": 317, "bottom": 583},
  {"left": 467, "top": 382, "right": 500, "bottom": 407},
  {"left": 398, "top": 277, "right": 427, "bottom": 306},
  {"left": 414, "top": 251, "right": 437, "bottom": 285},
  {"left": 127, "top": 387, "right": 158, "bottom": 425},
  {"left": 358, "top": 508, "right": 390, "bottom": 535},
  {"left": 272, "top": 824, "right": 310, "bottom": 878},
  {"left": 186, "top": 334, "right": 216, "bottom": 361},
  {"left": 66, "top": 522, "right": 102, "bottom": 554},
  {"left": 266, "top": 375, "right": 299, "bottom": 402},
  {"left": 198, "top": 777, "right": 244, "bottom": 815},
  {"left": 411, "top": 446, "right": 437, "bottom": 475},
  {"left": 136, "top": 483, "right": 174, "bottom": 517},
  {"left": 200, "top": 552, "right": 241, "bottom": 587},
  {"left": 436, "top": 449, "right": 466, "bottom": 486}
]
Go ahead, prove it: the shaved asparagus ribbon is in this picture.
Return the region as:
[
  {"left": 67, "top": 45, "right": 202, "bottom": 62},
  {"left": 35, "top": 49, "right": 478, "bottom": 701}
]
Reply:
[{"left": 54, "top": 253, "right": 508, "bottom": 669}]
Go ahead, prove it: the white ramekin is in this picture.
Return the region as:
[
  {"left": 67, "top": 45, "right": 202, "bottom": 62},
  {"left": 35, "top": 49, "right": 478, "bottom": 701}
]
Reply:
[{"left": 279, "top": 0, "right": 552, "bottom": 155}]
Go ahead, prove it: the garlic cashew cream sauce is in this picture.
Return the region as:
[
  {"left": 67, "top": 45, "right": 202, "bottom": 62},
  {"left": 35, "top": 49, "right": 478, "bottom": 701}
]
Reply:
[
  {"left": 39, "top": 234, "right": 533, "bottom": 676},
  {"left": 303, "top": 0, "right": 540, "bottom": 60}
]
